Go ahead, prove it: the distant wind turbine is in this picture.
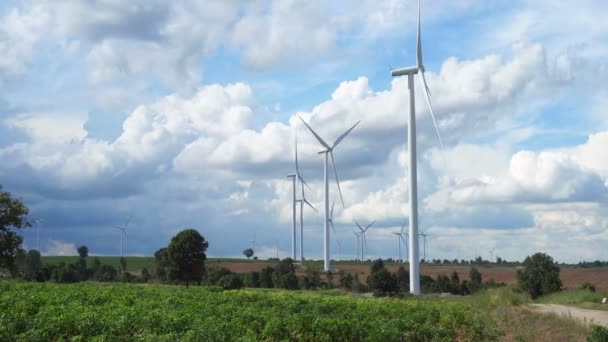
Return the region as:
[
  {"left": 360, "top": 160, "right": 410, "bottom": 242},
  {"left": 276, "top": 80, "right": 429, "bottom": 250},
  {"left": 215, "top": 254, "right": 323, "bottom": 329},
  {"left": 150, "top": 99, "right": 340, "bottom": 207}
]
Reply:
[
  {"left": 390, "top": 0, "right": 443, "bottom": 295},
  {"left": 419, "top": 231, "right": 429, "bottom": 262},
  {"left": 299, "top": 116, "right": 360, "bottom": 271},
  {"left": 354, "top": 219, "right": 375, "bottom": 261},
  {"left": 393, "top": 222, "right": 408, "bottom": 263},
  {"left": 293, "top": 134, "right": 317, "bottom": 261},
  {"left": 113, "top": 215, "right": 131, "bottom": 257}
]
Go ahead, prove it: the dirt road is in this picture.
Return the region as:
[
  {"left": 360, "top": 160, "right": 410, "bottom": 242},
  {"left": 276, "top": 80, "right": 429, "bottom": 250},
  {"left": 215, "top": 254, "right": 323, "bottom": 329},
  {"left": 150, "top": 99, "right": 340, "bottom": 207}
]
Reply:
[{"left": 530, "top": 304, "right": 608, "bottom": 327}]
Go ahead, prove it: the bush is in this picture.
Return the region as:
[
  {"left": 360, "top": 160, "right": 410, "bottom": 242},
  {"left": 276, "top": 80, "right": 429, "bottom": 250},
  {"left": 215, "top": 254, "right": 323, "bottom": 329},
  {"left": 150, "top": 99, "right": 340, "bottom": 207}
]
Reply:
[
  {"left": 517, "top": 252, "right": 562, "bottom": 299},
  {"left": 219, "top": 273, "right": 244, "bottom": 290},
  {"left": 580, "top": 282, "right": 596, "bottom": 292},
  {"left": 588, "top": 325, "right": 608, "bottom": 342}
]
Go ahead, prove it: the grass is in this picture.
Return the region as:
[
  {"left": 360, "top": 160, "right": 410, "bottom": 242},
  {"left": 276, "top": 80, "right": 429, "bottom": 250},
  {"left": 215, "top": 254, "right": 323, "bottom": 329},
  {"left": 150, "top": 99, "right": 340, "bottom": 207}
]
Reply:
[
  {"left": 446, "top": 286, "right": 590, "bottom": 341},
  {"left": 537, "top": 289, "right": 608, "bottom": 311}
]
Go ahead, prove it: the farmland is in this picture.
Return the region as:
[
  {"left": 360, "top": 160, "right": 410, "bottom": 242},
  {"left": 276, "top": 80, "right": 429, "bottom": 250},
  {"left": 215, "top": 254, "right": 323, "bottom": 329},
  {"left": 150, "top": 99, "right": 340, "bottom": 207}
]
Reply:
[{"left": 0, "top": 281, "right": 499, "bottom": 341}]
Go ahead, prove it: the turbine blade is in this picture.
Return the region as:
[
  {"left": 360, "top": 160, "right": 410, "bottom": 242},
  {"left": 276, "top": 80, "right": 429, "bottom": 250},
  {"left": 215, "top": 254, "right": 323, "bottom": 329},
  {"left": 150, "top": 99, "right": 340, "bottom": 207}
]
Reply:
[
  {"left": 416, "top": 0, "right": 423, "bottom": 70},
  {"left": 299, "top": 116, "right": 330, "bottom": 150},
  {"left": 303, "top": 198, "right": 318, "bottom": 213},
  {"left": 332, "top": 120, "right": 360, "bottom": 148},
  {"left": 330, "top": 152, "right": 345, "bottom": 208},
  {"left": 365, "top": 220, "right": 376, "bottom": 230},
  {"left": 353, "top": 219, "right": 364, "bottom": 231},
  {"left": 330, "top": 199, "right": 335, "bottom": 219},
  {"left": 124, "top": 214, "right": 132, "bottom": 228},
  {"left": 295, "top": 133, "right": 310, "bottom": 191},
  {"left": 419, "top": 72, "right": 444, "bottom": 149},
  {"left": 329, "top": 220, "right": 336, "bottom": 234}
]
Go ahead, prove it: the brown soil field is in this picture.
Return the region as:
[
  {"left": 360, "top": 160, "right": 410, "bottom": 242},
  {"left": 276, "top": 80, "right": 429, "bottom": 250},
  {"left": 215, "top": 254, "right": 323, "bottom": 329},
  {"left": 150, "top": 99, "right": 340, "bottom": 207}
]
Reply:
[{"left": 213, "top": 262, "right": 608, "bottom": 291}]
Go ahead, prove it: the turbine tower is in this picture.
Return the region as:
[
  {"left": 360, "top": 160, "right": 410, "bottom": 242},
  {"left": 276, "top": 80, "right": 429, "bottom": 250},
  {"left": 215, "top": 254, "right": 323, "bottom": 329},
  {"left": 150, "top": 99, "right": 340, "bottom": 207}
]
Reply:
[
  {"left": 353, "top": 230, "right": 361, "bottom": 261},
  {"left": 390, "top": 0, "right": 443, "bottom": 295},
  {"left": 113, "top": 216, "right": 131, "bottom": 257},
  {"left": 299, "top": 117, "right": 360, "bottom": 271},
  {"left": 354, "top": 219, "right": 375, "bottom": 261},
  {"left": 33, "top": 219, "right": 42, "bottom": 252},
  {"left": 393, "top": 223, "right": 408, "bottom": 263},
  {"left": 287, "top": 173, "right": 296, "bottom": 259}
]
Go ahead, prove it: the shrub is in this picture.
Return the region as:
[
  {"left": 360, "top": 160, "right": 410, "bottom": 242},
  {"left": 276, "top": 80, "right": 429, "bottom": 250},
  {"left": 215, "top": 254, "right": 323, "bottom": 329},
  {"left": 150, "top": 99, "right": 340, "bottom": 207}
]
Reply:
[
  {"left": 588, "top": 325, "right": 608, "bottom": 342},
  {"left": 517, "top": 252, "right": 562, "bottom": 299},
  {"left": 580, "top": 282, "right": 596, "bottom": 292},
  {"left": 219, "top": 273, "right": 244, "bottom": 290}
]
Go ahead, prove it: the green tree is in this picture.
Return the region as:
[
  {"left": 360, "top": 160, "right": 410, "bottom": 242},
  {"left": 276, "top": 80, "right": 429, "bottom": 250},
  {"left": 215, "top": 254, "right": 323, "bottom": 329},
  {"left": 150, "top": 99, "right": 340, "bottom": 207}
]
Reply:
[
  {"left": 167, "top": 229, "right": 209, "bottom": 287},
  {"left": 450, "top": 271, "right": 461, "bottom": 295},
  {"left": 154, "top": 247, "right": 169, "bottom": 281},
  {"left": 302, "top": 264, "right": 322, "bottom": 289},
  {"left": 367, "top": 260, "right": 397, "bottom": 296},
  {"left": 22, "top": 249, "right": 42, "bottom": 281},
  {"left": 0, "top": 186, "right": 30, "bottom": 271},
  {"left": 259, "top": 266, "right": 275, "bottom": 288},
  {"left": 77, "top": 245, "right": 88, "bottom": 258},
  {"left": 517, "top": 252, "right": 562, "bottom": 299},
  {"left": 243, "top": 248, "right": 254, "bottom": 259},
  {"left": 396, "top": 267, "right": 409, "bottom": 293},
  {"left": 219, "top": 273, "right": 244, "bottom": 290},
  {"left": 467, "top": 267, "right": 483, "bottom": 294},
  {"left": 338, "top": 271, "right": 354, "bottom": 290}
]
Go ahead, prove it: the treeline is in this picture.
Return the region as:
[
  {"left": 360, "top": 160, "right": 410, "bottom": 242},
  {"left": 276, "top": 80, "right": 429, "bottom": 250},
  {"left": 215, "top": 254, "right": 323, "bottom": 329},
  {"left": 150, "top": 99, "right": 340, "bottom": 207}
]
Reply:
[
  {"left": 193, "top": 258, "right": 503, "bottom": 296},
  {"left": 10, "top": 247, "right": 143, "bottom": 283}
]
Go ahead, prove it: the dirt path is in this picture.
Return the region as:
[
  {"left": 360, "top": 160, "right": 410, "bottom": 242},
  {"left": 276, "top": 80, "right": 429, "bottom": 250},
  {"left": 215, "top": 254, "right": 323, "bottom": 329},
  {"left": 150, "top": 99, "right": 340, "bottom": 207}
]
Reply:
[{"left": 530, "top": 304, "right": 608, "bottom": 327}]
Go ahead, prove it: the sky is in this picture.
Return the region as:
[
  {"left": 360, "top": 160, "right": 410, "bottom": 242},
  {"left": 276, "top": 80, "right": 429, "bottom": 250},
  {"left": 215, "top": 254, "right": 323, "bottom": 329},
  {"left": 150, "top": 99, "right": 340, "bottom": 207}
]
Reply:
[{"left": 1, "top": 0, "right": 607, "bottom": 262}]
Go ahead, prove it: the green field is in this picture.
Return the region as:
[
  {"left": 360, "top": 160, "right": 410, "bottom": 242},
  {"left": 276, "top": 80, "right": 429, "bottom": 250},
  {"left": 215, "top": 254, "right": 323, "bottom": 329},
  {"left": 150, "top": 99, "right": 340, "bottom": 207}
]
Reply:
[{"left": 0, "top": 281, "right": 499, "bottom": 341}]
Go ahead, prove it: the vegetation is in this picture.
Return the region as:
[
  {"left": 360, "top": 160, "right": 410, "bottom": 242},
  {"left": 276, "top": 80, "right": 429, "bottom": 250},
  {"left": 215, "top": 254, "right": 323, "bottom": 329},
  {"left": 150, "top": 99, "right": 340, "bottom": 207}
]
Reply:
[
  {"left": 242, "top": 248, "right": 254, "bottom": 259},
  {"left": 0, "top": 185, "right": 30, "bottom": 272},
  {"left": 517, "top": 252, "right": 562, "bottom": 299},
  {"left": 0, "top": 281, "right": 499, "bottom": 341},
  {"left": 536, "top": 288, "right": 608, "bottom": 311},
  {"left": 167, "top": 229, "right": 209, "bottom": 286}
]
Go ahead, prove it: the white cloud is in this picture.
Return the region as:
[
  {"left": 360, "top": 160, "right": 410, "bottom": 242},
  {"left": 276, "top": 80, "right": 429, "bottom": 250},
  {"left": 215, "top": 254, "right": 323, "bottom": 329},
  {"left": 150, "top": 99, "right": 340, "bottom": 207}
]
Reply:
[{"left": 44, "top": 239, "right": 77, "bottom": 256}]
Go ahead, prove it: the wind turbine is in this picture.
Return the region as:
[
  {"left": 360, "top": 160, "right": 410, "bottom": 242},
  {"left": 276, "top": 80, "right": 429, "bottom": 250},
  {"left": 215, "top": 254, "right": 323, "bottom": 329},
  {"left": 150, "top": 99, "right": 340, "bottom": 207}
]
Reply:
[
  {"left": 352, "top": 230, "right": 361, "bottom": 261},
  {"left": 354, "top": 219, "right": 375, "bottom": 262},
  {"left": 390, "top": 0, "right": 443, "bottom": 295},
  {"left": 293, "top": 135, "right": 317, "bottom": 261},
  {"left": 299, "top": 117, "right": 360, "bottom": 271},
  {"left": 393, "top": 222, "right": 408, "bottom": 262},
  {"left": 419, "top": 231, "right": 429, "bottom": 262},
  {"left": 33, "top": 219, "right": 42, "bottom": 252},
  {"left": 113, "top": 215, "right": 131, "bottom": 257},
  {"left": 250, "top": 231, "right": 258, "bottom": 251}
]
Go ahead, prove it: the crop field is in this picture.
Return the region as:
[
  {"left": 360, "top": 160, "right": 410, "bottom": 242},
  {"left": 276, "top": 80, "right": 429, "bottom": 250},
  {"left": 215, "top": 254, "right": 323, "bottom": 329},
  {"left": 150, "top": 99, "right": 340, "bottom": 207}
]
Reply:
[{"left": 0, "top": 281, "right": 499, "bottom": 341}]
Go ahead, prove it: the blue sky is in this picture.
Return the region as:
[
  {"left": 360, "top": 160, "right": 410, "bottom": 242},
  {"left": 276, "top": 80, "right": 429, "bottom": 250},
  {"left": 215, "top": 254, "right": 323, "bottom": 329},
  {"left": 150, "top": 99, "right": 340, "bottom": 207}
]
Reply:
[{"left": 1, "top": 0, "right": 607, "bottom": 262}]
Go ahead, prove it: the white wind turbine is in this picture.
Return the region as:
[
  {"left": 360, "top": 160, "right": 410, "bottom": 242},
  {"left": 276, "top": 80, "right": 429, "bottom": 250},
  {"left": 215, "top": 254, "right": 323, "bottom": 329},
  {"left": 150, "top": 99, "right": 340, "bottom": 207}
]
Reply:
[
  {"left": 113, "top": 215, "right": 131, "bottom": 257},
  {"left": 299, "top": 117, "right": 360, "bottom": 271},
  {"left": 354, "top": 219, "right": 375, "bottom": 262},
  {"left": 390, "top": 0, "right": 443, "bottom": 295},
  {"left": 393, "top": 222, "right": 408, "bottom": 263},
  {"left": 419, "top": 231, "right": 429, "bottom": 262},
  {"left": 293, "top": 135, "right": 317, "bottom": 261}
]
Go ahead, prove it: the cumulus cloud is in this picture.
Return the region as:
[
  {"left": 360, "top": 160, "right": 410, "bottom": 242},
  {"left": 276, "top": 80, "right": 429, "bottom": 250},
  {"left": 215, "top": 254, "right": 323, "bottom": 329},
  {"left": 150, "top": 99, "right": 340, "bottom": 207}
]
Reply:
[{"left": 44, "top": 239, "right": 77, "bottom": 256}]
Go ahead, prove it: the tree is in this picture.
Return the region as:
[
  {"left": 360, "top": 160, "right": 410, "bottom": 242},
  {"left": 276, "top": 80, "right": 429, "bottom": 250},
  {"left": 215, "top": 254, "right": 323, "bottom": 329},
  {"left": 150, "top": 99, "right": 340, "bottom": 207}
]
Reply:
[
  {"left": 396, "top": 267, "right": 409, "bottom": 293},
  {"left": 517, "top": 252, "right": 562, "bottom": 299},
  {"left": 302, "top": 264, "right": 322, "bottom": 289},
  {"left": 243, "top": 248, "right": 254, "bottom": 259},
  {"left": 154, "top": 248, "right": 169, "bottom": 281},
  {"left": 22, "top": 249, "right": 42, "bottom": 281},
  {"left": 259, "top": 266, "right": 275, "bottom": 288},
  {"left": 167, "top": 229, "right": 209, "bottom": 286},
  {"left": 77, "top": 245, "right": 89, "bottom": 258},
  {"left": 467, "top": 267, "right": 483, "bottom": 294},
  {"left": 0, "top": 185, "right": 30, "bottom": 271},
  {"left": 367, "top": 260, "right": 397, "bottom": 296}
]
